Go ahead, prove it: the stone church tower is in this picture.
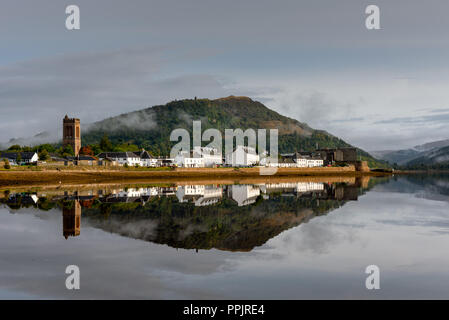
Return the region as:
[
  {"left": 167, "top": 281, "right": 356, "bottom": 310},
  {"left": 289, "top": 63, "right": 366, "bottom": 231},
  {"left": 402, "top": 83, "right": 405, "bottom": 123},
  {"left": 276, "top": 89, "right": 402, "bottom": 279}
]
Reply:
[{"left": 63, "top": 115, "right": 81, "bottom": 156}]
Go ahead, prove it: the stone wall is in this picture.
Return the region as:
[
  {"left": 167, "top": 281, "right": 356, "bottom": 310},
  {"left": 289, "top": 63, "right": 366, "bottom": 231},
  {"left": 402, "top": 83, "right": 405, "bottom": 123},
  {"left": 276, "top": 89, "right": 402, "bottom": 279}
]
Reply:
[{"left": 355, "top": 161, "right": 370, "bottom": 172}]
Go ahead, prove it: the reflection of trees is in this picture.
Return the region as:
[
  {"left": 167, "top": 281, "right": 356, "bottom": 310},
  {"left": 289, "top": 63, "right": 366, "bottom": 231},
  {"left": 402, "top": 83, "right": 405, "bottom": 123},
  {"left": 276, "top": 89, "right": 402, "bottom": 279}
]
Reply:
[
  {"left": 0, "top": 178, "right": 383, "bottom": 251},
  {"left": 81, "top": 195, "right": 349, "bottom": 252},
  {"left": 37, "top": 197, "right": 56, "bottom": 211},
  {"left": 100, "top": 203, "right": 112, "bottom": 220}
]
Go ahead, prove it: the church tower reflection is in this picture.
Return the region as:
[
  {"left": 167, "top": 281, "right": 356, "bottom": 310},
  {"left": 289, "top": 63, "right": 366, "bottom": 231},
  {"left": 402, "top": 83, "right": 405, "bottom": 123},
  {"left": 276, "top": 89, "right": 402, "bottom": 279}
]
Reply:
[{"left": 63, "top": 200, "right": 81, "bottom": 239}]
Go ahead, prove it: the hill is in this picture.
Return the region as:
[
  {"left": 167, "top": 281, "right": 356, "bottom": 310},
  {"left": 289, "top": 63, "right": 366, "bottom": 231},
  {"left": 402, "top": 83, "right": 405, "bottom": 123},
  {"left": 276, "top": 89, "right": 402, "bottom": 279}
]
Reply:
[
  {"left": 83, "top": 96, "right": 386, "bottom": 167},
  {"left": 370, "top": 149, "right": 421, "bottom": 165},
  {"left": 414, "top": 139, "right": 449, "bottom": 152},
  {"left": 406, "top": 145, "right": 449, "bottom": 169},
  {"left": 372, "top": 139, "right": 449, "bottom": 168}
]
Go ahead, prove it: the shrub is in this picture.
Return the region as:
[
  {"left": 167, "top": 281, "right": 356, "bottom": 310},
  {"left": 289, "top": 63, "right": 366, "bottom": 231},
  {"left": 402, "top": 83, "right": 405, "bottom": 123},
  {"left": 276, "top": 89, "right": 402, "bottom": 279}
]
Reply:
[
  {"left": 4, "top": 159, "right": 11, "bottom": 169},
  {"left": 39, "top": 149, "right": 50, "bottom": 161}
]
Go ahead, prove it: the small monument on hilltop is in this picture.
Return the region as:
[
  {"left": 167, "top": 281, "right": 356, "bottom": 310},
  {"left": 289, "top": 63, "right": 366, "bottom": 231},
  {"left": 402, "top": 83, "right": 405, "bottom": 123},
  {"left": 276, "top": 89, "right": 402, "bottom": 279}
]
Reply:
[{"left": 63, "top": 115, "right": 81, "bottom": 156}]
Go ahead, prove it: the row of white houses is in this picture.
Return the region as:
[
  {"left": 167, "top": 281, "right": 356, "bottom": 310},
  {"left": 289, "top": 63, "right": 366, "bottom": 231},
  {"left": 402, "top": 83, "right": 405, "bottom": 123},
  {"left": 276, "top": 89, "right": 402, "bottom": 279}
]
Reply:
[
  {"left": 52, "top": 182, "right": 326, "bottom": 207},
  {"left": 97, "top": 150, "right": 158, "bottom": 167},
  {"left": 1, "top": 147, "right": 324, "bottom": 168},
  {"left": 173, "top": 146, "right": 324, "bottom": 168},
  {"left": 266, "top": 157, "right": 324, "bottom": 168},
  {"left": 98, "top": 146, "right": 325, "bottom": 168}
]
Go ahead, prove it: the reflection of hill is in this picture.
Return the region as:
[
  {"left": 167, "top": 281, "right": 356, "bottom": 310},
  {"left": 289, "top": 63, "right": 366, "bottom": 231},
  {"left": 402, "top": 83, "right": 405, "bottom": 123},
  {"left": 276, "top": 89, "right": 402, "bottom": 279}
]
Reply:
[
  {"left": 376, "top": 173, "right": 449, "bottom": 203},
  {"left": 0, "top": 178, "right": 382, "bottom": 252},
  {"left": 82, "top": 188, "right": 358, "bottom": 252}
]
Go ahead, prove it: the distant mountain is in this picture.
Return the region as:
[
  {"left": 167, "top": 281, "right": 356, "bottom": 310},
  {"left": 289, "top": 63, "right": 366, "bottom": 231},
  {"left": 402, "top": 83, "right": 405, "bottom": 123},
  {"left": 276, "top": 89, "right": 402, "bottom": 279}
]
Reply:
[
  {"left": 414, "top": 139, "right": 449, "bottom": 152},
  {"left": 370, "top": 149, "right": 422, "bottom": 165},
  {"left": 82, "top": 96, "right": 385, "bottom": 167},
  {"left": 406, "top": 145, "right": 449, "bottom": 168},
  {"left": 372, "top": 139, "right": 449, "bottom": 168}
]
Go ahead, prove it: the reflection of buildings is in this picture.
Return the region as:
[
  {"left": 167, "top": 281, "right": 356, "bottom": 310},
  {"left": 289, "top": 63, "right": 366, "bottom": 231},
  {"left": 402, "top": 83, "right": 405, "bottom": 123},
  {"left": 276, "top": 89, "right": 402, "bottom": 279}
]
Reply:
[
  {"left": 30, "top": 182, "right": 360, "bottom": 209},
  {"left": 102, "top": 187, "right": 175, "bottom": 203},
  {"left": 2, "top": 179, "right": 377, "bottom": 251},
  {"left": 157, "top": 187, "right": 177, "bottom": 196},
  {"left": 63, "top": 200, "right": 81, "bottom": 239},
  {"left": 256, "top": 182, "right": 360, "bottom": 202},
  {"left": 111, "top": 187, "right": 160, "bottom": 198},
  {"left": 259, "top": 182, "right": 325, "bottom": 196},
  {"left": 333, "top": 184, "right": 359, "bottom": 201},
  {"left": 7, "top": 194, "right": 39, "bottom": 205},
  {"left": 176, "top": 185, "right": 223, "bottom": 206},
  {"left": 228, "top": 185, "right": 260, "bottom": 206}
]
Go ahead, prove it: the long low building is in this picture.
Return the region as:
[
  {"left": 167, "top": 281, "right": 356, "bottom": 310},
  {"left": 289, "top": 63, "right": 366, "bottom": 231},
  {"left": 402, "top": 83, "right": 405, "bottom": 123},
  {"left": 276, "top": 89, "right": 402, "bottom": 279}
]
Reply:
[
  {"left": 316, "top": 147, "right": 358, "bottom": 165},
  {"left": 96, "top": 150, "right": 157, "bottom": 167},
  {"left": 225, "top": 145, "right": 259, "bottom": 167},
  {"left": 96, "top": 152, "right": 141, "bottom": 166},
  {"left": 266, "top": 152, "right": 324, "bottom": 168},
  {"left": 0, "top": 152, "right": 39, "bottom": 165}
]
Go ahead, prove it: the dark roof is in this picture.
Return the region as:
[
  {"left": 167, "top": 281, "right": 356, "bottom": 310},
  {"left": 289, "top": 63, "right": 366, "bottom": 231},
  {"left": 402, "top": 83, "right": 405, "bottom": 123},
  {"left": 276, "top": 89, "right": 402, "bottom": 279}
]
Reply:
[
  {"left": 50, "top": 155, "right": 66, "bottom": 162},
  {"left": 296, "top": 151, "right": 313, "bottom": 156},
  {"left": 133, "top": 150, "right": 153, "bottom": 159},
  {"left": 316, "top": 147, "right": 356, "bottom": 152},
  {"left": 97, "top": 152, "right": 139, "bottom": 159},
  {"left": 66, "top": 155, "right": 97, "bottom": 161},
  {"left": 0, "top": 152, "right": 37, "bottom": 160},
  {"left": 140, "top": 151, "right": 153, "bottom": 159},
  {"left": 280, "top": 158, "right": 296, "bottom": 164}
]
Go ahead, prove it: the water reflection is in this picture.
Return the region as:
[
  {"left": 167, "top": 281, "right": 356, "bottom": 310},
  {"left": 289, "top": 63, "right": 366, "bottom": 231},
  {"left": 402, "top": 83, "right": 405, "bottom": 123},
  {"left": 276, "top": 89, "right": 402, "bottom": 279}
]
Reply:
[
  {"left": 0, "top": 178, "right": 373, "bottom": 251},
  {"left": 62, "top": 201, "right": 81, "bottom": 239},
  {"left": 3, "top": 175, "right": 449, "bottom": 299}
]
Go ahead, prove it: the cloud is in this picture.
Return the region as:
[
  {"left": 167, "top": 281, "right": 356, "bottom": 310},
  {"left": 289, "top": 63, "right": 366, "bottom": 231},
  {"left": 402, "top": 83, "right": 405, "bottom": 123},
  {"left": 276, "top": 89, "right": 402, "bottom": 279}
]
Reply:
[
  {"left": 0, "top": 48, "right": 232, "bottom": 146},
  {"left": 374, "top": 112, "right": 449, "bottom": 125},
  {"left": 2, "top": 0, "right": 449, "bottom": 151},
  {"left": 274, "top": 91, "right": 355, "bottom": 128},
  {"left": 332, "top": 117, "right": 365, "bottom": 123},
  {"left": 88, "top": 109, "right": 158, "bottom": 133}
]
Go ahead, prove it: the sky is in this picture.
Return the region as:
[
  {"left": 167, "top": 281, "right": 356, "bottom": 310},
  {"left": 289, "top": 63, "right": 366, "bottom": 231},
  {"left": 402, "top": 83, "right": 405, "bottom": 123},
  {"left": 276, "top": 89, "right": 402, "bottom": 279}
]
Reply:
[{"left": 1, "top": 0, "right": 449, "bottom": 151}]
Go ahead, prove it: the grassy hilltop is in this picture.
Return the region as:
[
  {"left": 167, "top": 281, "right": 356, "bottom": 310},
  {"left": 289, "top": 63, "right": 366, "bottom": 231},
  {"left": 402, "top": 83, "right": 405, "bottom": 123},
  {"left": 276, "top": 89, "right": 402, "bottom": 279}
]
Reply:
[{"left": 83, "top": 96, "right": 386, "bottom": 168}]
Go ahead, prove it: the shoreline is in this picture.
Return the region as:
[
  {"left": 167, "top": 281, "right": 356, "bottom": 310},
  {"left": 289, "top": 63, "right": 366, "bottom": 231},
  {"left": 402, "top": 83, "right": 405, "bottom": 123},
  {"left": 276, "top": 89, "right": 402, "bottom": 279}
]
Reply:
[{"left": 0, "top": 166, "right": 394, "bottom": 188}]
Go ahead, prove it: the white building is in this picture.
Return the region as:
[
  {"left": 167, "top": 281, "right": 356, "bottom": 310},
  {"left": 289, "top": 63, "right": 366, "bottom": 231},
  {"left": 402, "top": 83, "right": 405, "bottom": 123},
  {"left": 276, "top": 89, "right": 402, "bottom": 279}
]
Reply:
[
  {"left": 135, "top": 150, "right": 158, "bottom": 167},
  {"left": 96, "top": 152, "right": 141, "bottom": 166},
  {"left": 193, "top": 146, "right": 222, "bottom": 167},
  {"left": 295, "top": 157, "right": 308, "bottom": 167},
  {"left": 157, "top": 158, "right": 175, "bottom": 167},
  {"left": 265, "top": 154, "right": 323, "bottom": 168},
  {"left": 225, "top": 145, "right": 259, "bottom": 167},
  {"left": 0, "top": 152, "right": 38, "bottom": 166},
  {"left": 174, "top": 151, "right": 205, "bottom": 168},
  {"left": 306, "top": 158, "right": 324, "bottom": 167}
]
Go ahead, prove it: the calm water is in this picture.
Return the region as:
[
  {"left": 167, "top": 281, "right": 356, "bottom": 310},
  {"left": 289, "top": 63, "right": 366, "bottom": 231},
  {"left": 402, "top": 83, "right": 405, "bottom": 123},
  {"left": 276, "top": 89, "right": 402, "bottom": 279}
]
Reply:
[{"left": 1, "top": 174, "right": 449, "bottom": 299}]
